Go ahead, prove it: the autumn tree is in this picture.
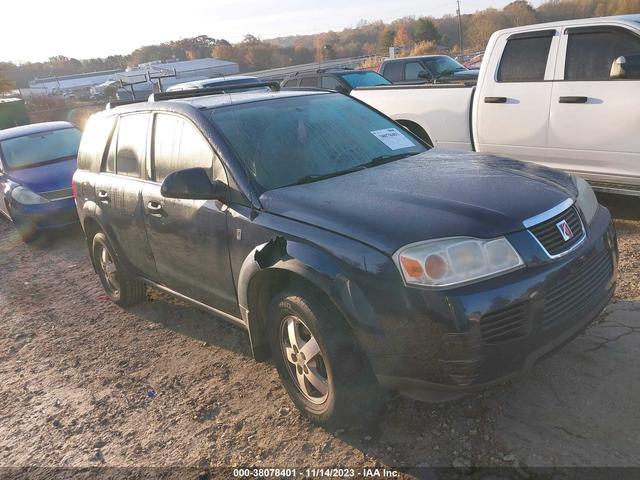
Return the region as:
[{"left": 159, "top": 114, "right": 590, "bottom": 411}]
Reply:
[
  {"left": 0, "top": 65, "right": 13, "bottom": 93},
  {"left": 394, "top": 24, "right": 413, "bottom": 48},
  {"left": 413, "top": 18, "right": 442, "bottom": 44}
]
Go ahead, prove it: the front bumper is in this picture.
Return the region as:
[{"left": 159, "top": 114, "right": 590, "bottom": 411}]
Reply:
[
  {"left": 10, "top": 197, "right": 79, "bottom": 230},
  {"left": 370, "top": 206, "right": 618, "bottom": 400}
]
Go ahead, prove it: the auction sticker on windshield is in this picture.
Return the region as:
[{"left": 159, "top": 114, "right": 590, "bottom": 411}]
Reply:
[{"left": 371, "top": 128, "right": 415, "bottom": 150}]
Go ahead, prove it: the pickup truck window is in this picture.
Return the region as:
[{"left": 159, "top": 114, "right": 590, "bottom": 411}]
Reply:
[
  {"left": 565, "top": 29, "right": 640, "bottom": 81},
  {"left": 405, "top": 62, "right": 425, "bottom": 81},
  {"left": 498, "top": 35, "right": 553, "bottom": 82},
  {"left": 208, "top": 93, "right": 426, "bottom": 191},
  {"left": 383, "top": 62, "right": 403, "bottom": 82},
  {"left": 300, "top": 76, "right": 319, "bottom": 87}
]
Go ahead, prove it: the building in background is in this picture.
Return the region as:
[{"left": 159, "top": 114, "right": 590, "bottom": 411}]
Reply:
[{"left": 28, "top": 70, "right": 121, "bottom": 97}]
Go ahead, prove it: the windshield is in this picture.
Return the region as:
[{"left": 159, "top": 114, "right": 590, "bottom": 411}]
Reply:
[
  {"left": 208, "top": 93, "right": 426, "bottom": 191},
  {"left": 341, "top": 71, "right": 391, "bottom": 88},
  {"left": 424, "top": 56, "right": 467, "bottom": 75},
  {"left": 0, "top": 127, "right": 81, "bottom": 171}
]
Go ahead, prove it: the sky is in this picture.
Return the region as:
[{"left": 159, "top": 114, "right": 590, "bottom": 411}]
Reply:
[{"left": 1, "top": 0, "right": 543, "bottom": 63}]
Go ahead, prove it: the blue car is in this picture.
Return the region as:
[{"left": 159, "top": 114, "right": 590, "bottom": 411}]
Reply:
[{"left": 0, "top": 121, "right": 81, "bottom": 242}]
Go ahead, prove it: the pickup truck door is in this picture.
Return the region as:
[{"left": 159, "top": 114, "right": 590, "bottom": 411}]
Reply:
[
  {"left": 547, "top": 24, "right": 640, "bottom": 186},
  {"left": 474, "top": 29, "right": 560, "bottom": 163},
  {"left": 141, "top": 113, "right": 238, "bottom": 315}
]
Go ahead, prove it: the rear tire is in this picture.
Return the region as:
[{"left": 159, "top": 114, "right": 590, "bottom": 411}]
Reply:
[
  {"left": 267, "top": 287, "right": 385, "bottom": 427},
  {"left": 92, "top": 232, "right": 145, "bottom": 307}
]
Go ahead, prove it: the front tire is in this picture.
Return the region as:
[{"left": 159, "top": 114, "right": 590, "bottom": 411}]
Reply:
[
  {"left": 92, "top": 232, "right": 145, "bottom": 307},
  {"left": 267, "top": 287, "right": 385, "bottom": 427}
]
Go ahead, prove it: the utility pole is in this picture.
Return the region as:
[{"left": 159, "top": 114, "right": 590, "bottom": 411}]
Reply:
[{"left": 456, "top": 0, "right": 464, "bottom": 56}]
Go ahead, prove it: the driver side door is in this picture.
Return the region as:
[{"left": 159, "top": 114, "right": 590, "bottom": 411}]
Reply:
[{"left": 142, "top": 113, "right": 238, "bottom": 315}]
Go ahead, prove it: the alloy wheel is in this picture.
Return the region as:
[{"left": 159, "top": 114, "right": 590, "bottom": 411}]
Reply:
[
  {"left": 280, "top": 315, "right": 329, "bottom": 404},
  {"left": 98, "top": 244, "right": 119, "bottom": 295}
]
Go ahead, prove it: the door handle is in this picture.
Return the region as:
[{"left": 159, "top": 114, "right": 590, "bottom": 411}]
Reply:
[
  {"left": 146, "top": 201, "right": 165, "bottom": 216},
  {"left": 484, "top": 96, "right": 508, "bottom": 103},
  {"left": 559, "top": 96, "right": 588, "bottom": 104},
  {"left": 97, "top": 190, "right": 109, "bottom": 202}
]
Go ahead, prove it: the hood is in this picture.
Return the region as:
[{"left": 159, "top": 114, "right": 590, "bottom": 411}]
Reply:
[
  {"left": 7, "top": 157, "right": 77, "bottom": 193},
  {"left": 451, "top": 69, "right": 479, "bottom": 79},
  {"left": 260, "top": 149, "right": 577, "bottom": 255}
]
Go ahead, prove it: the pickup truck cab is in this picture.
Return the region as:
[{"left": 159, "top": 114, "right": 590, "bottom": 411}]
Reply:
[{"left": 352, "top": 15, "right": 640, "bottom": 196}]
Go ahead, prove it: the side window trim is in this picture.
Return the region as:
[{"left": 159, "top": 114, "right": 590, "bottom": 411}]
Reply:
[{"left": 559, "top": 25, "right": 640, "bottom": 82}]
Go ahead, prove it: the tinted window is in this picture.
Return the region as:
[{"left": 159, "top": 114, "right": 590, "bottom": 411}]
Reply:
[
  {"left": 116, "top": 114, "right": 148, "bottom": 178},
  {"left": 0, "top": 127, "right": 81, "bottom": 170},
  {"left": 321, "top": 76, "right": 342, "bottom": 89},
  {"left": 498, "top": 35, "right": 552, "bottom": 82},
  {"left": 382, "top": 61, "right": 403, "bottom": 82},
  {"left": 77, "top": 116, "right": 115, "bottom": 170},
  {"left": 422, "top": 56, "right": 466, "bottom": 76},
  {"left": 566, "top": 29, "right": 640, "bottom": 81},
  {"left": 300, "top": 76, "right": 319, "bottom": 87},
  {"left": 208, "top": 94, "right": 426, "bottom": 191},
  {"left": 340, "top": 72, "right": 391, "bottom": 88},
  {"left": 404, "top": 62, "right": 425, "bottom": 81},
  {"left": 152, "top": 114, "right": 222, "bottom": 183}
]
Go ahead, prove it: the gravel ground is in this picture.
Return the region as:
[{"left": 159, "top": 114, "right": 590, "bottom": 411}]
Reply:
[{"left": 0, "top": 194, "right": 638, "bottom": 476}]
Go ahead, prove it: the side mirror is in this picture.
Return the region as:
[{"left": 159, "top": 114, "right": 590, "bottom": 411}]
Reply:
[
  {"left": 160, "top": 167, "right": 227, "bottom": 201},
  {"left": 610, "top": 55, "right": 640, "bottom": 79}
]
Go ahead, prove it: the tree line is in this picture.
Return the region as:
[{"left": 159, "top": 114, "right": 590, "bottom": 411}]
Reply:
[{"left": 1, "top": 0, "right": 640, "bottom": 91}]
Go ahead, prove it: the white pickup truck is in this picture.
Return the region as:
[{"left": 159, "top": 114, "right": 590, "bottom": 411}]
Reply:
[{"left": 352, "top": 15, "right": 640, "bottom": 196}]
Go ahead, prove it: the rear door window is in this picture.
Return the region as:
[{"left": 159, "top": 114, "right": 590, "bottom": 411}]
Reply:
[
  {"left": 115, "top": 113, "right": 149, "bottom": 178},
  {"left": 382, "top": 61, "right": 403, "bottom": 82},
  {"left": 565, "top": 28, "right": 640, "bottom": 81},
  {"left": 498, "top": 34, "right": 553, "bottom": 82}
]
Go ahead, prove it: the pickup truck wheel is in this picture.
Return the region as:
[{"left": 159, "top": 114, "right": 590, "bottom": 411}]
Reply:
[
  {"left": 267, "top": 287, "right": 385, "bottom": 427},
  {"left": 92, "top": 232, "right": 145, "bottom": 307}
]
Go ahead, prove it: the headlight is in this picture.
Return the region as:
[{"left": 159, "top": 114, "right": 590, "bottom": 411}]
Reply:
[
  {"left": 394, "top": 237, "right": 524, "bottom": 288},
  {"left": 11, "top": 186, "right": 49, "bottom": 205},
  {"left": 574, "top": 176, "right": 598, "bottom": 224}
]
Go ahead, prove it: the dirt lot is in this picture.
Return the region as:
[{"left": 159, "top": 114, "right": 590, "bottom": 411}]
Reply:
[{"left": 0, "top": 194, "right": 639, "bottom": 476}]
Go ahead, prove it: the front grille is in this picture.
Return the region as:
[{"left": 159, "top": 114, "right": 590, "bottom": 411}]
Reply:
[
  {"left": 529, "top": 206, "right": 584, "bottom": 256},
  {"left": 40, "top": 188, "right": 73, "bottom": 201},
  {"left": 480, "top": 302, "right": 528, "bottom": 343},
  {"left": 543, "top": 249, "right": 613, "bottom": 329}
]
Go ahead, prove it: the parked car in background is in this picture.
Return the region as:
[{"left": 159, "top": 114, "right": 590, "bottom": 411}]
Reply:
[
  {"left": 0, "top": 98, "right": 29, "bottom": 130},
  {"left": 74, "top": 86, "right": 617, "bottom": 425},
  {"left": 0, "top": 121, "right": 81, "bottom": 242},
  {"left": 353, "top": 15, "right": 640, "bottom": 197},
  {"left": 281, "top": 69, "right": 390, "bottom": 93},
  {"left": 166, "top": 75, "right": 264, "bottom": 92},
  {"left": 379, "top": 55, "right": 479, "bottom": 85}
]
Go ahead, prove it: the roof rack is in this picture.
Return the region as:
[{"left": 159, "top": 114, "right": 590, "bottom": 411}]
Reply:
[
  {"left": 106, "top": 98, "right": 147, "bottom": 109},
  {"left": 149, "top": 82, "right": 281, "bottom": 102}
]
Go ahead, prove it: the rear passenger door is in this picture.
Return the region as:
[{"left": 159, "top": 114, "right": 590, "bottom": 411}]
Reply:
[
  {"left": 547, "top": 25, "right": 640, "bottom": 181},
  {"left": 142, "top": 113, "right": 237, "bottom": 314},
  {"left": 94, "top": 113, "right": 157, "bottom": 277},
  {"left": 475, "top": 29, "right": 559, "bottom": 163}
]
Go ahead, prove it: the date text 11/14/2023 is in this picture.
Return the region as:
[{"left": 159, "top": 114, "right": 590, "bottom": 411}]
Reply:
[{"left": 232, "top": 468, "right": 400, "bottom": 477}]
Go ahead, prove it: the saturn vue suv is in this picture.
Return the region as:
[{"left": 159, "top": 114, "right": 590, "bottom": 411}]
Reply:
[{"left": 73, "top": 85, "right": 618, "bottom": 425}]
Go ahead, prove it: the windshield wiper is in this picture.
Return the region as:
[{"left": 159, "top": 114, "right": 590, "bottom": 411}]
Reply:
[{"left": 290, "top": 153, "right": 415, "bottom": 186}]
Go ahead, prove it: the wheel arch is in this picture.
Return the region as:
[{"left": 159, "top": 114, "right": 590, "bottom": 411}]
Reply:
[
  {"left": 396, "top": 119, "right": 434, "bottom": 147},
  {"left": 237, "top": 237, "right": 373, "bottom": 363}
]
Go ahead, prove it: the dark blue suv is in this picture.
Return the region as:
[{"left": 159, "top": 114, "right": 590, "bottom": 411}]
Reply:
[{"left": 73, "top": 86, "right": 617, "bottom": 425}]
